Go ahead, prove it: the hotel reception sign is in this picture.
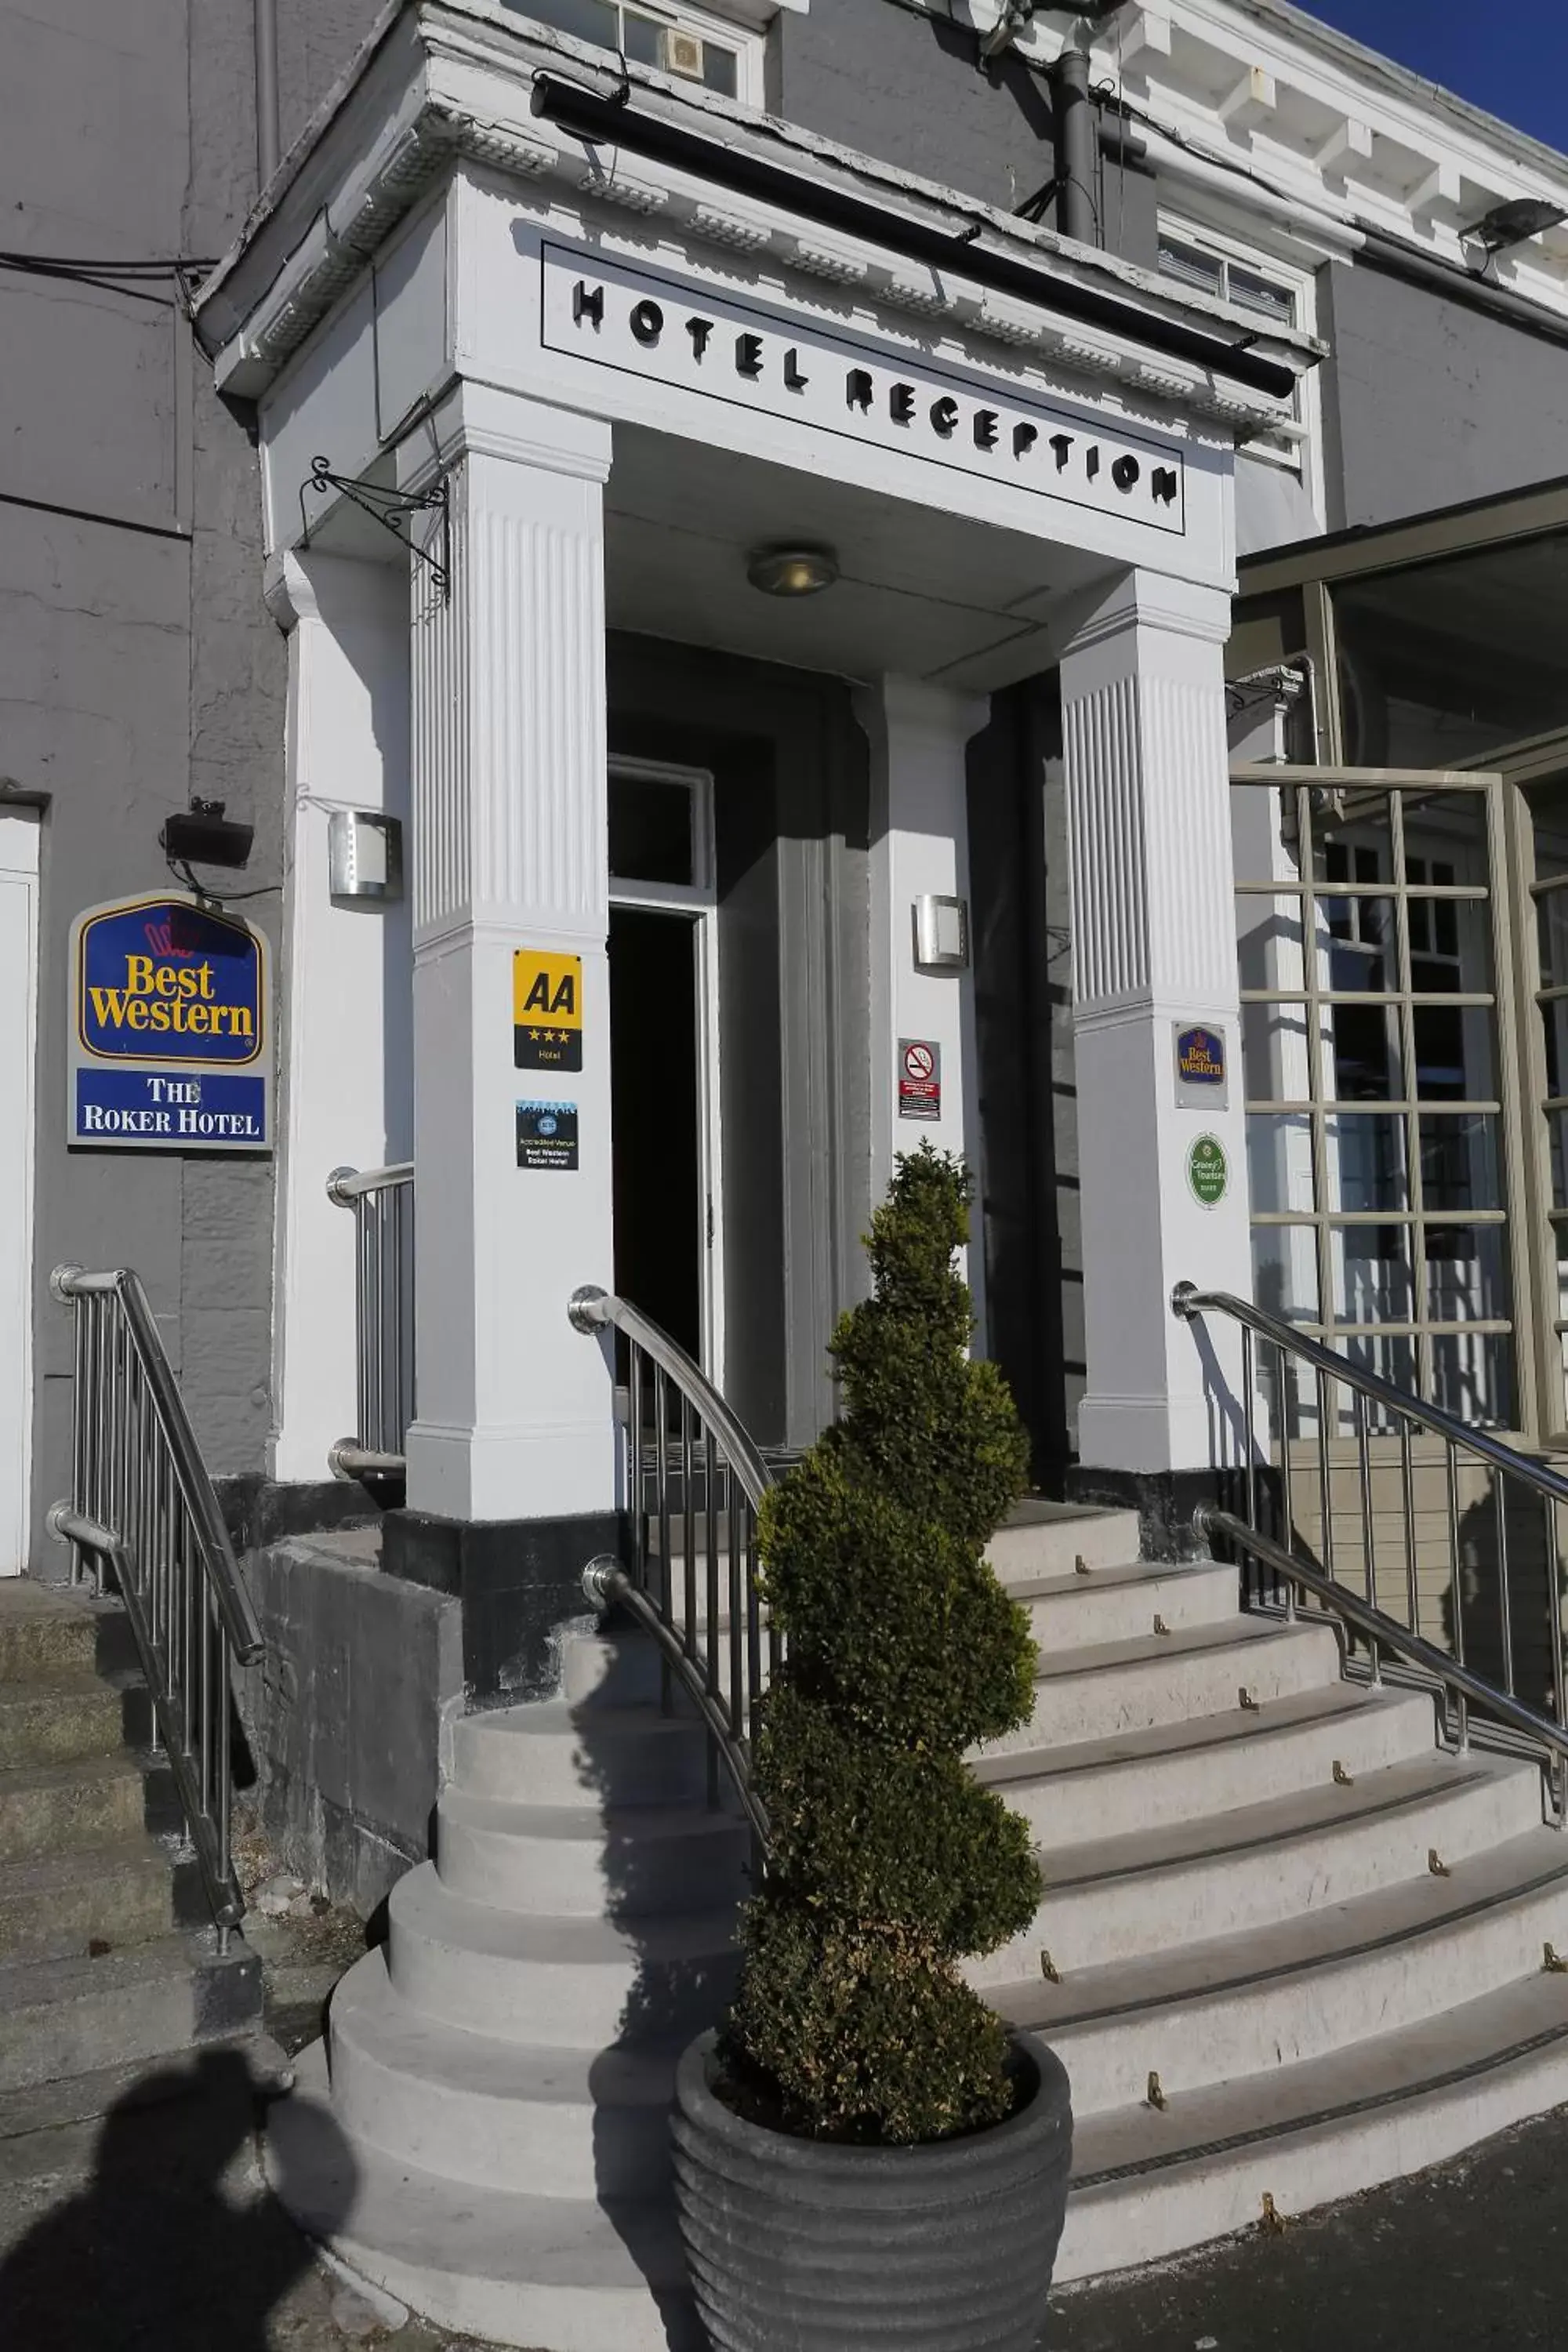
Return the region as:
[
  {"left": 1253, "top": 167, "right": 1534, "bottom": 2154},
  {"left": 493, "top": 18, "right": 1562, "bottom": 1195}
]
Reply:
[{"left": 68, "top": 895, "right": 271, "bottom": 1151}]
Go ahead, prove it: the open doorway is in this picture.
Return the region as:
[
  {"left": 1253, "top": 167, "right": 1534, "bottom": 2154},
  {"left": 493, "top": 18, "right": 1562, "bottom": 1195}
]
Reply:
[{"left": 608, "top": 759, "right": 722, "bottom": 1378}]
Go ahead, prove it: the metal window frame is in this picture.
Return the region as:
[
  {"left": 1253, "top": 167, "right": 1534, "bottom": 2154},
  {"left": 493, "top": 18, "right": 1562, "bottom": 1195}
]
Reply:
[{"left": 1233, "top": 762, "right": 1530, "bottom": 1433}]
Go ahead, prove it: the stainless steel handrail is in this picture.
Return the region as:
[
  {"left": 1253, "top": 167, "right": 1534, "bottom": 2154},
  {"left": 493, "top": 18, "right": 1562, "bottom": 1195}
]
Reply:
[
  {"left": 48, "top": 1265, "right": 265, "bottom": 1938},
  {"left": 1175, "top": 1280, "right": 1568, "bottom": 1813},
  {"left": 327, "top": 1161, "right": 414, "bottom": 1475},
  {"left": 1200, "top": 1506, "right": 1568, "bottom": 1773},
  {"left": 569, "top": 1285, "right": 777, "bottom": 1854}
]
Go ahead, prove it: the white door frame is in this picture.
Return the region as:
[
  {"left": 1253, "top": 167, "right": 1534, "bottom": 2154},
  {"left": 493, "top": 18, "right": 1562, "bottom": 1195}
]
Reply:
[
  {"left": 608, "top": 756, "right": 725, "bottom": 1386},
  {"left": 0, "top": 808, "right": 41, "bottom": 1574}
]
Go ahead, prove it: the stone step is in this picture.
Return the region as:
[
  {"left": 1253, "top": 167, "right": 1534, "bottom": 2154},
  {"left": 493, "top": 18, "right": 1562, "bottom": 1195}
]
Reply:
[
  {"left": 558, "top": 1626, "right": 731, "bottom": 1712},
  {"left": 0, "top": 1838, "right": 175, "bottom": 1964},
  {"left": 437, "top": 1788, "right": 752, "bottom": 1920},
  {"left": 985, "top": 1505, "right": 1142, "bottom": 1589},
  {"left": 269, "top": 2038, "right": 700, "bottom": 2352},
  {"left": 966, "top": 1751, "right": 1541, "bottom": 1984},
  {"left": 0, "top": 1675, "right": 129, "bottom": 1772},
  {"left": 0, "top": 1931, "right": 263, "bottom": 2092},
  {"left": 974, "top": 1680, "right": 1437, "bottom": 1849},
  {"left": 995, "top": 1821, "right": 1568, "bottom": 2114},
  {"left": 453, "top": 1700, "right": 713, "bottom": 1810},
  {"left": 974, "top": 1613, "right": 1343, "bottom": 1758},
  {"left": 328, "top": 1951, "right": 681, "bottom": 2199},
  {"left": 0, "top": 1579, "right": 101, "bottom": 1685},
  {"left": 1058, "top": 1967, "right": 1568, "bottom": 2285},
  {"left": 0, "top": 1750, "right": 163, "bottom": 1864},
  {"left": 1007, "top": 1559, "right": 1238, "bottom": 1653},
  {"left": 0, "top": 2031, "right": 293, "bottom": 2158},
  {"left": 386, "top": 1863, "right": 739, "bottom": 2050}
]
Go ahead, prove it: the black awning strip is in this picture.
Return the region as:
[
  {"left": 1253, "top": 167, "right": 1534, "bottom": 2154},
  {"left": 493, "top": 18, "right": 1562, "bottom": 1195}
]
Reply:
[{"left": 531, "top": 73, "right": 1301, "bottom": 403}]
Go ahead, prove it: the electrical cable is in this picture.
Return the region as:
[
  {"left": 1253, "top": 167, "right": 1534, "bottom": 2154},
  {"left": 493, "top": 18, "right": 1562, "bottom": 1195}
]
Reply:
[{"left": 165, "top": 852, "right": 279, "bottom": 910}]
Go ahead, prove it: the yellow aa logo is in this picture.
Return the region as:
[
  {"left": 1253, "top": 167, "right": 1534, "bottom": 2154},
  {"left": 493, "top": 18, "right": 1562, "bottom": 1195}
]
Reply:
[{"left": 514, "top": 949, "right": 583, "bottom": 1073}]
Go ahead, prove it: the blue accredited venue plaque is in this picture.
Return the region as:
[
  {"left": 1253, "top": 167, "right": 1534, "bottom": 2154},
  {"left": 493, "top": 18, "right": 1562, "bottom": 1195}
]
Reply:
[{"left": 67, "top": 894, "right": 272, "bottom": 1152}]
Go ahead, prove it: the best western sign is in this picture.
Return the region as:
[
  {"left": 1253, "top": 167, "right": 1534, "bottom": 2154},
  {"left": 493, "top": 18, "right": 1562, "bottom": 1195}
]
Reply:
[{"left": 68, "top": 895, "right": 272, "bottom": 1151}]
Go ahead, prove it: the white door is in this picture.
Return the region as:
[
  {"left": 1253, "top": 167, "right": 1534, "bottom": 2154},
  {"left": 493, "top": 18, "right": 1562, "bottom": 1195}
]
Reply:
[{"left": 0, "top": 809, "right": 39, "bottom": 1574}]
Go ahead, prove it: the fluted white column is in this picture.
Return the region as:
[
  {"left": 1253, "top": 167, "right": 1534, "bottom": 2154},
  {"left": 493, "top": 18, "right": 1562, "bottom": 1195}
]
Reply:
[
  {"left": 1060, "top": 571, "right": 1253, "bottom": 1474},
  {"left": 399, "top": 386, "right": 615, "bottom": 1522}
]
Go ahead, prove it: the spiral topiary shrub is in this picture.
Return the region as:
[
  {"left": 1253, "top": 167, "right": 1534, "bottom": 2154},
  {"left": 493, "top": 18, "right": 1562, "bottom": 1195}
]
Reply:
[{"left": 723, "top": 1145, "right": 1041, "bottom": 2146}]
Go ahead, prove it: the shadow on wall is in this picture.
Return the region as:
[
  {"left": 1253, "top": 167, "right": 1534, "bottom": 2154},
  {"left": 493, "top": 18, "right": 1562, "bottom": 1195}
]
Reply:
[{"left": 0, "top": 2048, "right": 355, "bottom": 2351}]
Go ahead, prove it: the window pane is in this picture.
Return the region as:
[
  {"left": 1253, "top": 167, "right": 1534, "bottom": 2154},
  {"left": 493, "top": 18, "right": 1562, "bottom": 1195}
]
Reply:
[
  {"left": 514, "top": 0, "right": 619, "bottom": 42},
  {"left": 1252, "top": 1225, "right": 1319, "bottom": 1321},
  {"left": 1158, "top": 234, "right": 1223, "bottom": 297},
  {"left": 1425, "top": 1225, "right": 1507, "bottom": 1322},
  {"left": 1248, "top": 1113, "right": 1314, "bottom": 1213},
  {"left": 608, "top": 775, "right": 693, "bottom": 884},
  {"left": 702, "top": 41, "right": 738, "bottom": 93},
  {"left": 1419, "top": 1112, "right": 1501, "bottom": 1211},
  {"left": 1546, "top": 1110, "right": 1568, "bottom": 1210},
  {"left": 1539, "top": 887, "right": 1568, "bottom": 993},
  {"left": 1340, "top": 1329, "right": 1417, "bottom": 1403},
  {"left": 1228, "top": 263, "right": 1296, "bottom": 326},
  {"left": 1541, "top": 1003, "right": 1568, "bottom": 1105},
  {"left": 1236, "top": 892, "right": 1306, "bottom": 997},
  {"left": 1329, "top": 1002, "right": 1403, "bottom": 1101},
  {"left": 1414, "top": 1004, "right": 1494, "bottom": 1102},
  {"left": 1317, "top": 895, "right": 1395, "bottom": 991},
  {"left": 1332, "top": 1224, "right": 1414, "bottom": 1323},
  {"left": 622, "top": 9, "right": 662, "bottom": 63},
  {"left": 1325, "top": 1111, "right": 1407, "bottom": 1212},
  {"left": 1431, "top": 1332, "right": 1512, "bottom": 1428}
]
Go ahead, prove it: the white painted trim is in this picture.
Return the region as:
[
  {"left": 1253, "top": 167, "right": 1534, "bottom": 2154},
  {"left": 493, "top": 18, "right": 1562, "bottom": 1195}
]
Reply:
[
  {"left": 606, "top": 756, "right": 726, "bottom": 1388},
  {"left": 0, "top": 809, "right": 41, "bottom": 1573}
]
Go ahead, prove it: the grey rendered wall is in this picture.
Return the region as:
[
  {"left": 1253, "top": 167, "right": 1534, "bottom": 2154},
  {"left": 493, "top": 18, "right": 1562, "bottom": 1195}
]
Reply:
[
  {"left": 1321, "top": 260, "right": 1568, "bottom": 532},
  {"left": 5, "top": 2, "right": 385, "bottom": 1570},
  {"left": 774, "top": 0, "right": 1158, "bottom": 270}
]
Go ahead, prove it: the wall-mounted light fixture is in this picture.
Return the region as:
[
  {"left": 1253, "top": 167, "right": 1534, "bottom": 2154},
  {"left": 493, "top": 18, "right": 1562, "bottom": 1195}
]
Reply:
[
  {"left": 746, "top": 544, "right": 839, "bottom": 597},
  {"left": 161, "top": 799, "right": 254, "bottom": 869},
  {"left": 1464, "top": 197, "right": 1567, "bottom": 257},
  {"left": 328, "top": 809, "right": 404, "bottom": 902},
  {"left": 913, "top": 893, "right": 970, "bottom": 970}
]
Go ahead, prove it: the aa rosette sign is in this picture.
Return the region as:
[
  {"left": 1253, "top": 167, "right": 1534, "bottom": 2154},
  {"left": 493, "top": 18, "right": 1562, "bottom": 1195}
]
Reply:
[{"left": 67, "top": 894, "right": 272, "bottom": 1152}]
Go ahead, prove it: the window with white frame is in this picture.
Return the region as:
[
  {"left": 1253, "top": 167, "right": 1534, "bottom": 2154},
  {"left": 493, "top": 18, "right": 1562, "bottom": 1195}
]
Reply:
[
  {"left": 503, "top": 0, "right": 762, "bottom": 103},
  {"left": 1156, "top": 217, "right": 1323, "bottom": 518}
]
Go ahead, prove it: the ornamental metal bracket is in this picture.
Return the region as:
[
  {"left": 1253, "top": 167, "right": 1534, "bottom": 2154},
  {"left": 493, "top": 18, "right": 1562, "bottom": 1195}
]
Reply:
[{"left": 299, "top": 455, "right": 451, "bottom": 597}]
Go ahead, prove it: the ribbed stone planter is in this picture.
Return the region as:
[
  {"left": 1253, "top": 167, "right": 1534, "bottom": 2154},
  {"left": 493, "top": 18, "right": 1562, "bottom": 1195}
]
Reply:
[{"left": 672, "top": 2029, "right": 1073, "bottom": 2352}]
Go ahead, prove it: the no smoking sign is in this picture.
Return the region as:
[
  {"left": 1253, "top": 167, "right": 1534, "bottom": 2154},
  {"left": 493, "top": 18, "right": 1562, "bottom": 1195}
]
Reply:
[{"left": 898, "top": 1037, "right": 942, "bottom": 1122}]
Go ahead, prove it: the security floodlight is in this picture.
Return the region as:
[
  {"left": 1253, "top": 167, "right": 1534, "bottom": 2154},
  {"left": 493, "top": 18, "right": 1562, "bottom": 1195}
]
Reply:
[{"left": 1465, "top": 198, "right": 1568, "bottom": 256}]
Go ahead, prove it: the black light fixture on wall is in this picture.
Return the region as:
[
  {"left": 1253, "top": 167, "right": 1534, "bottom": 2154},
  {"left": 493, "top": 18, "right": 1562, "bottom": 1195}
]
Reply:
[
  {"left": 162, "top": 799, "right": 255, "bottom": 869},
  {"left": 1465, "top": 198, "right": 1568, "bottom": 258}
]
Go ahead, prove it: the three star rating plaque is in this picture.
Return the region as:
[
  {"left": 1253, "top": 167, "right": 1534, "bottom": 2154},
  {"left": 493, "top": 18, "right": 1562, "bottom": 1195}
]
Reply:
[{"left": 513, "top": 949, "right": 583, "bottom": 1073}]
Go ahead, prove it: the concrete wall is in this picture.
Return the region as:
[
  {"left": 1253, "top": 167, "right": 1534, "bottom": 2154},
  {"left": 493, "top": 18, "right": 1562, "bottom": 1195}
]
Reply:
[
  {"left": 775, "top": 0, "right": 1158, "bottom": 270},
  {"left": 1321, "top": 259, "right": 1568, "bottom": 532}
]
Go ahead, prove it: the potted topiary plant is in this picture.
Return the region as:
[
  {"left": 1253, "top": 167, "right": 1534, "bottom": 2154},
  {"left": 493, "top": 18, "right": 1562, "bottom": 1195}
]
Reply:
[{"left": 672, "top": 1145, "right": 1071, "bottom": 2351}]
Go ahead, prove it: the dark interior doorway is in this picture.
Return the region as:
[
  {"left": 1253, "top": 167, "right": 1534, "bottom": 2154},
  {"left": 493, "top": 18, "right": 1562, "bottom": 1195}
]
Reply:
[{"left": 608, "top": 905, "right": 702, "bottom": 1364}]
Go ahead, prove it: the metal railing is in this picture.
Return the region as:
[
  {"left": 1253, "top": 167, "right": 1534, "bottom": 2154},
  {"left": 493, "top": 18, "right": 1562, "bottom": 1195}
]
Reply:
[
  {"left": 1174, "top": 1282, "right": 1568, "bottom": 1817},
  {"left": 569, "top": 1286, "right": 776, "bottom": 1852},
  {"left": 327, "top": 1162, "right": 414, "bottom": 1477},
  {"left": 47, "top": 1266, "right": 266, "bottom": 1939}
]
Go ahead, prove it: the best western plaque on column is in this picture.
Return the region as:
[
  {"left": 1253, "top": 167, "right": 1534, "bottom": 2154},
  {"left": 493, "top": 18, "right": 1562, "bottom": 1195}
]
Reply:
[{"left": 67, "top": 894, "right": 272, "bottom": 1151}]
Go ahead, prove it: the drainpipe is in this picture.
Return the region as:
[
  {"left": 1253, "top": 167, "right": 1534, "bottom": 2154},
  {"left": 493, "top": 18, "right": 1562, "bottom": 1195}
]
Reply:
[
  {"left": 1050, "top": 28, "right": 1098, "bottom": 245},
  {"left": 255, "top": 0, "right": 281, "bottom": 189}
]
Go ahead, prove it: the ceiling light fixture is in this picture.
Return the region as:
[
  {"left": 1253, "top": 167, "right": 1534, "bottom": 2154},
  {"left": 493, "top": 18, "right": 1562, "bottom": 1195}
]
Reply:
[
  {"left": 1465, "top": 197, "right": 1568, "bottom": 256},
  {"left": 746, "top": 545, "right": 840, "bottom": 597}
]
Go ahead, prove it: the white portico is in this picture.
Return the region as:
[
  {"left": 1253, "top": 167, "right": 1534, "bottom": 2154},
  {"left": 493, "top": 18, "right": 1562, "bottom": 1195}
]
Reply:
[{"left": 195, "top": 0, "right": 1319, "bottom": 1534}]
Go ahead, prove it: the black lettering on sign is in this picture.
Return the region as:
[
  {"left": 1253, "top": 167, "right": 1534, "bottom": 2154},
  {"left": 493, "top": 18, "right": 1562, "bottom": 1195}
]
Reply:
[
  {"left": 1086, "top": 445, "right": 1102, "bottom": 479},
  {"left": 890, "top": 383, "right": 916, "bottom": 424},
  {"left": 572, "top": 280, "right": 605, "bottom": 328},
  {"left": 686, "top": 317, "right": 713, "bottom": 360},
  {"left": 735, "top": 332, "right": 764, "bottom": 377},
  {"left": 523, "top": 971, "right": 577, "bottom": 1018},
  {"left": 1050, "top": 434, "right": 1073, "bottom": 471},
  {"left": 846, "top": 368, "right": 873, "bottom": 412},
  {"left": 784, "top": 347, "right": 809, "bottom": 391},
  {"left": 930, "top": 396, "right": 959, "bottom": 438},
  {"left": 1013, "top": 422, "right": 1038, "bottom": 459},
  {"left": 630, "top": 299, "right": 664, "bottom": 346},
  {"left": 1112, "top": 455, "right": 1141, "bottom": 492},
  {"left": 1152, "top": 466, "right": 1179, "bottom": 505},
  {"left": 974, "top": 409, "right": 999, "bottom": 450}
]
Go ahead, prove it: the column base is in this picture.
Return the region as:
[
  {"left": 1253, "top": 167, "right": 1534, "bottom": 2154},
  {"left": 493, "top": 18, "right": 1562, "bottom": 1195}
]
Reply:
[
  {"left": 384, "top": 1506, "right": 626, "bottom": 1704},
  {"left": 1065, "top": 1465, "right": 1226, "bottom": 1563},
  {"left": 404, "top": 1417, "right": 618, "bottom": 1526}
]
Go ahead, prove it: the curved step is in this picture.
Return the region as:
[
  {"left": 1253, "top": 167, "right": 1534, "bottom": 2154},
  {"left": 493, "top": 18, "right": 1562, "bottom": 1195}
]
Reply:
[
  {"left": 1057, "top": 1966, "right": 1568, "bottom": 2284},
  {"left": 328, "top": 1952, "right": 680, "bottom": 2198},
  {"left": 386, "top": 1864, "right": 739, "bottom": 2048},
  {"left": 1009, "top": 1559, "right": 1239, "bottom": 1653},
  {"left": 975, "top": 1614, "right": 1343, "bottom": 1759},
  {"left": 452, "top": 1701, "right": 712, "bottom": 1810},
  {"left": 975, "top": 1680, "right": 1437, "bottom": 1849},
  {"left": 967, "top": 1751, "right": 1542, "bottom": 1983},
  {"left": 268, "top": 2040, "right": 699, "bottom": 2352},
  {"left": 996, "top": 1822, "right": 1568, "bottom": 2113},
  {"left": 437, "top": 1788, "right": 751, "bottom": 1920}
]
